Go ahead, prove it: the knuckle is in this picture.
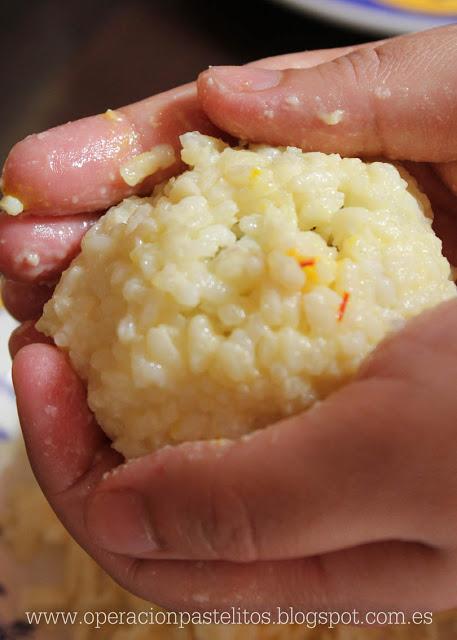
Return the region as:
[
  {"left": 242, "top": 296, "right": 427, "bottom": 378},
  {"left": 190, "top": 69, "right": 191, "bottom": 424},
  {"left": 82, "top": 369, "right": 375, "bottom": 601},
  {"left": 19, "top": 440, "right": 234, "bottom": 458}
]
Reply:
[
  {"left": 338, "top": 46, "right": 384, "bottom": 87},
  {"left": 123, "top": 557, "right": 142, "bottom": 587},
  {"left": 200, "top": 483, "right": 259, "bottom": 562},
  {"left": 334, "top": 46, "right": 392, "bottom": 156}
]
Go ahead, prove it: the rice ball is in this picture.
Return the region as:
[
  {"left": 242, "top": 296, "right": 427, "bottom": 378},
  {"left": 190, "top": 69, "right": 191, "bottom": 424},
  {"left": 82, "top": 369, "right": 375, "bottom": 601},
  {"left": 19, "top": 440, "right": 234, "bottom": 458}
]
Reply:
[{"left": 37, "top": 132, "right": 456, "bottom": 458}]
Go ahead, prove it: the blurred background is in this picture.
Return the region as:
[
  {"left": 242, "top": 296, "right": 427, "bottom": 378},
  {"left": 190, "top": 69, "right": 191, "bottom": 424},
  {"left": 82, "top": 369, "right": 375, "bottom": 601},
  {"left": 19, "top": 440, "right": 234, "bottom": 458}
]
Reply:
[{"left": 0, "top": 0, "right": 456, "bottom": 164}]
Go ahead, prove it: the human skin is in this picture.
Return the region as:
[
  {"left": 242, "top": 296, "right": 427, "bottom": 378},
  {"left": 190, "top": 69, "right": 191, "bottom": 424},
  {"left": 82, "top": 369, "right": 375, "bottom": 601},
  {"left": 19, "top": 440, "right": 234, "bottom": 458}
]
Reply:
[{"left": 4, "top": 26, "right": 457, "bottom": 615}]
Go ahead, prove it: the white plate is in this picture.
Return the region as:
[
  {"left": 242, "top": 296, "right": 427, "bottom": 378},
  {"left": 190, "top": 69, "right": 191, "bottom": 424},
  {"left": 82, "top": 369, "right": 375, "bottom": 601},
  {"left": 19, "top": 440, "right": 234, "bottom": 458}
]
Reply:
[
  {"left": 0, "top": 309, "right": 19, "bottom": 446},
  {"left": 273, "top": 0, "right": 457, "bottom": 34}
]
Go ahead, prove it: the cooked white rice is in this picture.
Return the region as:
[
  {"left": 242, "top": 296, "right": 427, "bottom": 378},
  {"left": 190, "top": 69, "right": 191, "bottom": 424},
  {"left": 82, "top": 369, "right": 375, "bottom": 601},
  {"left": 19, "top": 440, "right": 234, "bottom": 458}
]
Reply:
[{"left": 38, "top": 132, "right": 456, "bottom": 458}]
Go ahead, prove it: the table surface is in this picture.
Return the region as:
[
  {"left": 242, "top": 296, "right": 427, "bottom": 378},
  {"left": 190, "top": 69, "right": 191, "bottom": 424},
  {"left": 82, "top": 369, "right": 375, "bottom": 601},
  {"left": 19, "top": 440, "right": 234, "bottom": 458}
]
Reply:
[{"left": 0, "top": 0, "right": 376, "bottom": 165}]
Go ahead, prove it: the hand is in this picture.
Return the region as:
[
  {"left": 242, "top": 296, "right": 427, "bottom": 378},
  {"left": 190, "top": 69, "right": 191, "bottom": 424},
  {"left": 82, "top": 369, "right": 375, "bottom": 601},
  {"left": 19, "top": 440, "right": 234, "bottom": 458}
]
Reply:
[
  {"left": 1, "top": 45, "right": 358, "bottom": 336},
  {"left": 7, "top": 26, "right": 457, "bottom": 614}
]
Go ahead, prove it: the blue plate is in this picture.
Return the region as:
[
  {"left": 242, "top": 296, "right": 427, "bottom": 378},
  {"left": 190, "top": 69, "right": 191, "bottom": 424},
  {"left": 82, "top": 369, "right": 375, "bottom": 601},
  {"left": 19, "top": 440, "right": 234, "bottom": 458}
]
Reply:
[{"left": 274, "top": 0, "right": 457, "bottom": 34}]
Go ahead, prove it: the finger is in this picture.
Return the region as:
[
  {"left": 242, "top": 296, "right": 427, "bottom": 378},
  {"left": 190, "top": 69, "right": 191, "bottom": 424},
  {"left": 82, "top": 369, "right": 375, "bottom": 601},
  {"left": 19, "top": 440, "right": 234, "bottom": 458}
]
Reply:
[
  {"left": 0, "top": 213, "right": 97, "bottom": 283},
  {"left": 8, "top": 321, "right": 53, "bottom": 358},
  {"left": 435, "top": 161, "right": 457, "bottom": 199},
  {"left": 198, "top": 25, "right": 457, "bottom": 162},
  {"left": 1, "top": 44, "right": 377, "bottom": 218},
  {"left": 2, "top": 84, "right": 218, "bottom": 216},
  {"left": 85, "top": 299, "right": 457, "bottom": 562},
  {"left": 13, "top": 344, "right": 115, "bottom": 496},
  {"left": 11, "top": 345, "right": 137, "bottom": 585},
  {"left": 403, "top": 162, "right": 457, "bottom": 266},
  {"left": 1, "top": 279, "right": 53, "bottom": 321}
]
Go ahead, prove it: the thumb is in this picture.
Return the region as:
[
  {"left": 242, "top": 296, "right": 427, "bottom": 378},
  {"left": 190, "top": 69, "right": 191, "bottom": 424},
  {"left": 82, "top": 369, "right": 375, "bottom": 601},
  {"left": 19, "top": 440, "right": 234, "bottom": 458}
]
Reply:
[{"left": 198, "top": 26, "right": 457, "bottom": 163}]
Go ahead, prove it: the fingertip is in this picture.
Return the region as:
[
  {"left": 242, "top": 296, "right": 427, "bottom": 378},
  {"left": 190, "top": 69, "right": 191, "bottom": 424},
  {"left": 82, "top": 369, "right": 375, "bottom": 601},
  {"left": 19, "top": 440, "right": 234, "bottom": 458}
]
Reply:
[
  {"left": 2, "top": 133, "right": 58, "bottom": 215},
  {"left": 12, "top": 341, "right": 58, "bottom": 383},
  {"left": 0, "top": 213, "right": 98, "bottom": 283},
  {"left": 198, "top": 64, "right": 350, "bottom": 150},
  {"left": 196, "top": 68, "right": 211, "bottom": 96},
  {"left": 12, "top": 343, "right": 109, "bottom": 495},
  {"left": 197, "top": 67, "right": 273, "bottom": 143},
  {"left": 2, "top": 118, "right": 138, "bottom": 216},
  {"left": 197, "top": 69, "right": 219, "bottom": 115},
  {"left": 12, "top": 342, "right": 72, "bottom": 439}
]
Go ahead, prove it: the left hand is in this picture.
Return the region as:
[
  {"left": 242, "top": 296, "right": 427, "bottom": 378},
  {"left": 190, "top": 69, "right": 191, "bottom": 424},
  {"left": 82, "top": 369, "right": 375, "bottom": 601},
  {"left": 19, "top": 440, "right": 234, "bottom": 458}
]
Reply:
[{"left": 12, "top": 299, "right": 457, "bottom": 615}]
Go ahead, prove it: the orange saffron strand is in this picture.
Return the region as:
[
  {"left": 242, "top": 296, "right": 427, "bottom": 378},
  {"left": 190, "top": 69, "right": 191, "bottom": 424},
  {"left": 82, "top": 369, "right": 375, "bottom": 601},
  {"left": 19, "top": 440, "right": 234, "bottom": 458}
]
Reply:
[
  {"left": 299, "top": 258, "right": 316, "bottom": 268},
  {"left": 338, "top": 292, "right": 350, "bottom": 322}
]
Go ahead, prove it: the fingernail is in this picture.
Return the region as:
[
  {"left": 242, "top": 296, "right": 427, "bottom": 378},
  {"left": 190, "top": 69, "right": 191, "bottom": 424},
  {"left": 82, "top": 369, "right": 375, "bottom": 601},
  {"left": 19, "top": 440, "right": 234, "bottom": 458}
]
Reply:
[
  {"left": 87, "top": 489, "right": 159, "bottom": 555},
  {"left": 207, "top": 66, "right": 282, "bottom": 92}
]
